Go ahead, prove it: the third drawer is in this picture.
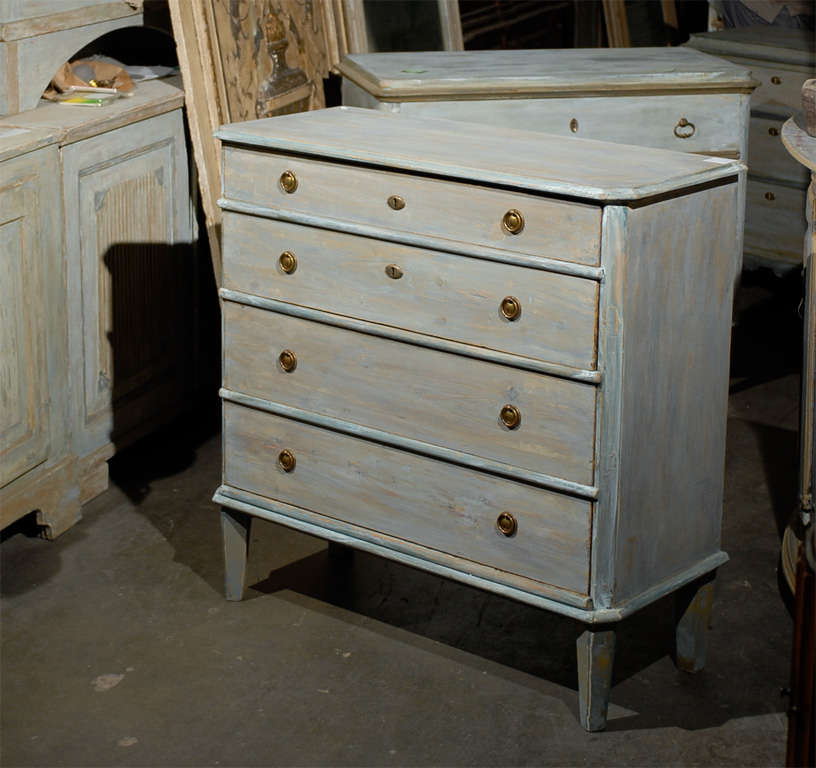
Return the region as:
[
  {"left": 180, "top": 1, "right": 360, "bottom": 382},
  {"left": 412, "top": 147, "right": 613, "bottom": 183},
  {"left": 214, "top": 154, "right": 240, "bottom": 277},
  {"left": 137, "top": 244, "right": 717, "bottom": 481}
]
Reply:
[{"left": 223, "top": 301, "right": 597, "bottom": 488}]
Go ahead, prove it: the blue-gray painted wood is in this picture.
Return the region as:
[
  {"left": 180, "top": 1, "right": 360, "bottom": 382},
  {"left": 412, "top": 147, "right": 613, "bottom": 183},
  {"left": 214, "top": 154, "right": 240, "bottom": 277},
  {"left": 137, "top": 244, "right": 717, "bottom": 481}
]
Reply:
[
  {"left": 221, "top": 507, "right": 252, "bottom": 601},
  {"left": 674, "top": 572, "right": 716, "bottom": 673},
  {"left": 220, "top": 288, "right": 602, "bottom": 384},
  {"left": 576, "top": 624, "right": 616, "bottom": 732}
]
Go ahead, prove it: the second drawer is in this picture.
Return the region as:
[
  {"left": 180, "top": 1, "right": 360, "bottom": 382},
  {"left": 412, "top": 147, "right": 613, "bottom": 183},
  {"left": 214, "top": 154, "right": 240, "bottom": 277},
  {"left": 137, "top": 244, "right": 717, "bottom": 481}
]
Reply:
[
  {"left": 223, "top": 213, "right": 600, "bottom": 372},
  {"left": 223, "top": 301, "right": 597, "bottom": 488}
]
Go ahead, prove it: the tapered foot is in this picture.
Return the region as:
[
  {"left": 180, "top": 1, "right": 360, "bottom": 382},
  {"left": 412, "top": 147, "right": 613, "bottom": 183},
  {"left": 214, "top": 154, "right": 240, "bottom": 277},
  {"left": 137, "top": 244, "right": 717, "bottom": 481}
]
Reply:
[
  {"left": 576, "top": 624, "right": 616, "bottom": 732},
  {"left": 221, "top": 508, "right": 252, "bottom": 601},
  {"left": 674, "top": 572, "right": 715, "bottom": 673}
]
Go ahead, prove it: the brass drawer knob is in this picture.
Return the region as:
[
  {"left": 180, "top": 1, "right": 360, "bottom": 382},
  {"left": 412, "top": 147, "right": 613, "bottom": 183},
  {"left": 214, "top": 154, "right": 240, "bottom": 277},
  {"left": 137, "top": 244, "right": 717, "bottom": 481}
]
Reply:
[
  {"left": 771, "top": 76, "right": 781, "bottom": 85},
  {"left": 502, "top": 209, "right": 524, "bottom": 235},
  {"left": 279, "top": 250, "right": 297, "bottom": 274},
  {"left": 278, "top": 449, "right": 296, "bottom": 472},
  {"left": 569, "top": 118, "right": 579, "bottom": 133},
  {"left": 768, "top": 127, "right": 779, "bottom": 137},
  {"left": 765, "top": 191, "right": 776, "bottom": 201},
  {"left": 387, "top": 195, "right": 405, "bottom": 210},
  {"left": 280, "top": 170, "right": 298, "bottom": 193},
  {"left": 500, "top": 404, "right": 521, "bottom": 429},
  {"left": 385, "top": 264, "right": 403, "bottom": 280},
  {"left": 500, "top": 296, "right": 521, "bottom": 321},
  {"left": 673, "top": 117, "right": 695, "bottom": 139},
  {"left": 496, "top": 512, "right": 517, "bottom": 537},
  {"left": 278, "top": 349, "right": 297, "bottom": 372}
]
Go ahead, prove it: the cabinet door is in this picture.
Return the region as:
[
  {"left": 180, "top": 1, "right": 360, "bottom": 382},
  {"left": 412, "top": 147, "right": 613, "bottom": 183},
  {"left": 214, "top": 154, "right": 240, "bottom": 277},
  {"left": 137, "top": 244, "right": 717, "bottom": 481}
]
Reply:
[
  {"left": 0, "top": 145, "right": 60, "bottom": 488},
  {"left": 62, "top": 109, "right": 194, "bottom": 459}
]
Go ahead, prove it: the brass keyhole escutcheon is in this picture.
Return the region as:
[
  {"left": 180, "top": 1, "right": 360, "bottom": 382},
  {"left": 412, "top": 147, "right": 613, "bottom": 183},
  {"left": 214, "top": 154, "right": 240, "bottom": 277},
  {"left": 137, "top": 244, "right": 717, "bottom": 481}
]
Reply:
[
  {"left": 500, "top": 404, "right": 521, "bottom": 429},
  {"left": 569, "top": 118, "right": 579, "bottom": 133},
  {"left": 278, "top": 449, "right": 296, "bottom": 472},
  {"left": 496, "top": 512, "right": 517, "bottom": 537},
  {"left": 385, "top": 264, "right": 403, "bottom": 280},
  {"left": 771, "top": 76, "right": 781, "bottom": 85},
  {"left": 388, "top": 195, "right": 406, "bottom": 210},
  {"left": 502, "top": 209, "right": 524, "bottom": 235},
  {"left": 673, "top": 117, "right": 696, "bottom": 139},
  {"left": 765, "top": 191, "right": 776, "bottom": 201},
  {"left": 768, "top": 127, "right": 779, "bottom": 137},
  {"left": 279, "top": 250, "right": 297, "bottom": 274},
  {"left": 280, "top": 170, "right": 298, "bottom": 193},
  {"left": 278, "top": 349, "right": 297, "bottom": 372},
  {"left": 500, "top": 296, "right": 521, "bottom": 321}
]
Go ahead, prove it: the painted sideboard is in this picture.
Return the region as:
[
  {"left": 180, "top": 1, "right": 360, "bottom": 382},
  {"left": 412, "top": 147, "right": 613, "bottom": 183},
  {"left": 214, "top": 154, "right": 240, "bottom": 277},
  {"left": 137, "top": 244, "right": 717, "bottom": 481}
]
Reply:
[
  {"left": 689, "top": 27, "right": 816, "bottom": 270},
  {"left": 215, "top": 106, "right": 744, "bottom": 731},
  {"left": 0, "top": 78, "right": 196, "bottom": 536}
]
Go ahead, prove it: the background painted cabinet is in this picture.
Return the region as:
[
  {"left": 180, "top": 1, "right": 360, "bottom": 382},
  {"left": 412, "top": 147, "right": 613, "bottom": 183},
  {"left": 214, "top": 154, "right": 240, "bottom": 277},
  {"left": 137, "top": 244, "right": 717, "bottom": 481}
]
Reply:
[
  {"left": 0, "top": 78, "right": 197, "bottom": 535},
  {"left": 0, "top": 130, "right": 79, "bottom": 538}
]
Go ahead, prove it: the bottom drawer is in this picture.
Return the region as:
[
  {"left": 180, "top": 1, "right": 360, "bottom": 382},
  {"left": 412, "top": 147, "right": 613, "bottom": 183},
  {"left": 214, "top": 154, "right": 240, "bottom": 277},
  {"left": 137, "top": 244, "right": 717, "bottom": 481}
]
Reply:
[
  {"left": 224, "top": 402, "right": 591, "bottom": 594},
  {"left": 744, "top": 179, "right": 807, "bottom": 265}
]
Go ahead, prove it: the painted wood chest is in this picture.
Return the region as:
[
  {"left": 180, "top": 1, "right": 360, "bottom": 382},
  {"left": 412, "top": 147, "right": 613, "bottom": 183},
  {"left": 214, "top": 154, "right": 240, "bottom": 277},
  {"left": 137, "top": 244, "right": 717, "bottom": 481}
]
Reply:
[
  {"left": 215, "top": 106, "right": 744, "bottom": 731},
  {"left": 689, "top": 27, "right": 816, "bottom": 269}
]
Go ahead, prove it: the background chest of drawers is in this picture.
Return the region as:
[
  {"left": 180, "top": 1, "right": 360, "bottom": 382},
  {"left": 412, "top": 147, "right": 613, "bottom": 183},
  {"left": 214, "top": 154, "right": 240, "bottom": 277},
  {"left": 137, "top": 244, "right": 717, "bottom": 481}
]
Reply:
[
  {"left": 215, "top": 107, "right": 743, "bottom": 731},
  {"left": 689, "top": 27, "right": 816, "bottom": 270}
]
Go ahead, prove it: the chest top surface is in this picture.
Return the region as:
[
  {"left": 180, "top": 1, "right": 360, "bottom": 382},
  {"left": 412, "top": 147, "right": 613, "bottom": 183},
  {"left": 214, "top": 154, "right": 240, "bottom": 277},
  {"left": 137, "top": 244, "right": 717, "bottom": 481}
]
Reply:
[
  {"left": 217, "top": 107, "right": 742, "bottom": 202},
  {"left": 338, "top": 48, "right": 756, "bottom": 100},
  {"left": 688, "top": 27, "right": 816, "bottom": 68}
]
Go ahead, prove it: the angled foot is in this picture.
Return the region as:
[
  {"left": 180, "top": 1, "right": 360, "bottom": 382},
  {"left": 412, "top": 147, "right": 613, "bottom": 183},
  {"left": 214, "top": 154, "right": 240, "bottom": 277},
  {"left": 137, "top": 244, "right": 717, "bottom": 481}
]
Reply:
[
  {"left": 221, "top": 507, "right": 252, "bottom": 601},
  {"left": 674, "top": 572, "right": 716, "bottom": 673},
  {"left": 576, "top": 623, "right": 616, "bottom": 731}
]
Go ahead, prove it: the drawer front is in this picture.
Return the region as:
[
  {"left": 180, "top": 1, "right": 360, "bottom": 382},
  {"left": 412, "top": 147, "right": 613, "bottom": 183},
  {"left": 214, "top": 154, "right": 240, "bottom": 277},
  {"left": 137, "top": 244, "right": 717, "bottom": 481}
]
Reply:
[
  {"left": 398, "top": 93, "right": 747, "bottom": 157},
  {"left": 748, "top": 115, "right": 810, "bottom": 186},
  {"left": 222, "top": 146, "right": 602, "bottom": 267},
  {"left": 224, "top": 302, "right": 597, "bottom": 486},
  {"left": 223, "top": 402, "right": 591, "bottom": 593},
  {"left": 729, "top": 56, "right": 812, "bottom": 112},
  {"left": 223, "top": 214, "right": 599, "bottom": 371},
  {"left": 744, "top": 179, "right": 807, "bottom": 264}
]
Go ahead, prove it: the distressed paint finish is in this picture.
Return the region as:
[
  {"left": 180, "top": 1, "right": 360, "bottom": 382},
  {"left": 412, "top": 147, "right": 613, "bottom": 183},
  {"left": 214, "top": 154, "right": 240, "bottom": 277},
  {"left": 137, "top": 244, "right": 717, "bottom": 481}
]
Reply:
[
  {"left": 221, "top": 507, "right": 252, "bottom": 601},
  {"left": 743, "top": 179, "right": 807, "bottom": 267},
  {"left": 222, "top": 146, "right": 602, "bottom": 267},
  {"left": 674, "top": 573, "right": 716, "bottom": 673},
  {"left": 577, "top": 625, "right": 616, "bottom": 732},
  {"left": 222, "top": 212, "right": 599, "bottom": 371},
  {"left": 217, "top": 108, "right": 741, "bottom": 730},
  {"left": 223, "top": 402, "right": 592, "bottom": 595}
]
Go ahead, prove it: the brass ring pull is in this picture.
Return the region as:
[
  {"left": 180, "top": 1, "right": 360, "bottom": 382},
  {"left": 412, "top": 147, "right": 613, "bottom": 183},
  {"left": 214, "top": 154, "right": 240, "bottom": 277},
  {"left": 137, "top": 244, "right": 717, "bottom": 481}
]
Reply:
[
  {"left": 278, "top": 449, "right": 296, "bottom": 472},
  {"left": 500, "top": 296, "right": 521, "bottom": 321},
  {"left": 502, "top": 209, "right": 524, "bottom": 235},
  {"left": 280, "top": 170, "right": 298, "bottom": 193},
  {"left": 765, "top": 191, "right": 775, "bottom": 201},
  {"left": 500, "top": 404, "right": 521, "bottom": 429},
  {"left": 673, "top": 118, "right": 695, "bottom": 139},
  {"left": 496, "top": 512, "right": 517, "bottom": 537},
  {"left": 279, "top": 250, "right": 297, "bottom": 274},
  {"left": 278, "top": 349, "right": 297, "bottom": 372},
  {"left": 388, "top": 195, "right": 405, "bottom": 210}
]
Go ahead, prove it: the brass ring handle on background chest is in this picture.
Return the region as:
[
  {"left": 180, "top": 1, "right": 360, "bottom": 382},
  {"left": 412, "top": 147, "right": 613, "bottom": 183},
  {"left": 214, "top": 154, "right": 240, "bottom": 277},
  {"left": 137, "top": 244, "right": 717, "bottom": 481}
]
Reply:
[
  {"left": 279, "top": 251, "right": 297, "bottom": 273},
  {"left": 502, "top": 209, "right": 524, "bottom": 234},
  {"left": 278, "top": 449, "right": 296, "bottom": 472},
  {"left": 496, "top": 512, "right": 517, "bottom": 537},
  {"left": 500, "top": 296, "right": 522, "bottom": 321},
  {"left": 673, "top": 118, "right": 695, "bottom": 139},
  {"left": 500, "top": 404, "right": 521, "bottom": 429},
  {"left": 280, "top": 170, "right": 298, "bottom": 193},
  {"left": 278, "top": 350, "right": 297, "bottom": 372}
]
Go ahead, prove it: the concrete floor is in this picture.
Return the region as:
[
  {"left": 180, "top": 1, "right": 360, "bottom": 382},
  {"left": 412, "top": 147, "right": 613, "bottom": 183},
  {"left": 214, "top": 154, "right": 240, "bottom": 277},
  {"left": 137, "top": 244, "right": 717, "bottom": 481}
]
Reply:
[{"left": 1, "top": 271, "right": 804, "bottom": 766}]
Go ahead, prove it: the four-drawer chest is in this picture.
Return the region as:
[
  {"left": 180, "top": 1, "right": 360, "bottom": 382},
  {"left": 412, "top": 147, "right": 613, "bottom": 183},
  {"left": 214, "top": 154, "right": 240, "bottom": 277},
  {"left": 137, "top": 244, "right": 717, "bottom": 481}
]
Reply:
[{"left": 215, "top": 107, "right": 744, "bottom": 731}]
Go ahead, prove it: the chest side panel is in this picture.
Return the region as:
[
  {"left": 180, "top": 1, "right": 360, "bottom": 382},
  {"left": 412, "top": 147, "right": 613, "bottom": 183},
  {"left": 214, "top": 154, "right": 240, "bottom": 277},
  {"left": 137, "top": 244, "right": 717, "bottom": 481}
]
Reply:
[{"left": 610, "top": 182, "right": 738, "bottom": 603}]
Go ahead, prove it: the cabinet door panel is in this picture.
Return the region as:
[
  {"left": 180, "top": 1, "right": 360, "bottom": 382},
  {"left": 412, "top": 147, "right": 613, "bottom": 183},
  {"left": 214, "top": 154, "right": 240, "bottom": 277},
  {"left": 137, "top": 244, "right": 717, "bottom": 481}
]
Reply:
[
  {"left": 62, "top": 110, "right": 193, "bottom": 457},
  {"left": 0, "top": 152, "right": 50, "bottom": 486}
]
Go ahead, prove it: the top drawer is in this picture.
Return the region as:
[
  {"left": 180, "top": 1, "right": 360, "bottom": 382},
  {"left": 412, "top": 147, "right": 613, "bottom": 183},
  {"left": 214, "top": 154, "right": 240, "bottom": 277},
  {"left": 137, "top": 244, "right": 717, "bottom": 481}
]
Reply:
[
  {"left": 221, "top": 146, "right": 602, "bottom": 267},
  {"left": 728, "top": 56, "right": 813, "bottom": 113}
]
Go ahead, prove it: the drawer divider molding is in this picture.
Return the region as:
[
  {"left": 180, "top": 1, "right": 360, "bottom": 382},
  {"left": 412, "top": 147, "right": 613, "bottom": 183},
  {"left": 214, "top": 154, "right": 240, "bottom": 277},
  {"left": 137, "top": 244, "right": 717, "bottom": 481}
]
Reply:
[
  {"left": 218, "top": 197, "right": 605, "bottom": 281},
  {"left": 219, "top": 289, "right": 602, "bottom": 384},
  {"left": 219, "top": 388, "right": 600, "bottom": 501},
  {"left": 214, "top": 484, "right": 595, "bottom": 613}
]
